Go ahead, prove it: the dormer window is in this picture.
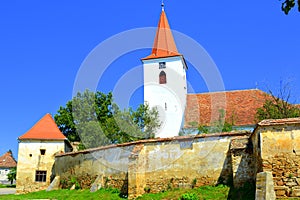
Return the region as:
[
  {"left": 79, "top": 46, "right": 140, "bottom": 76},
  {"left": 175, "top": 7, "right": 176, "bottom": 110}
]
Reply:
[{"left": 159, "top": 62, "right": 166, "bottom": 69}]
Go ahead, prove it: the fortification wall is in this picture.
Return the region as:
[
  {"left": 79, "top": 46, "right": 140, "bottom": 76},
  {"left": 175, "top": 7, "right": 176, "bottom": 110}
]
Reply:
[
  {"left": 253, "top": 123, "right": 300, "bottom": 198},
  {"left": 54, "top": 131, "right": 254, "bottom": 198},
  {"left": 54, "top": 144, "right": 134, "bottom": 194}
]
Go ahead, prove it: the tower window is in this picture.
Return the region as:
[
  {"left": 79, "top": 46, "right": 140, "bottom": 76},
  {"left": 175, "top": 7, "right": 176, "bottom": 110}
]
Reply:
[
  {"left": 159, "top": 62, "right": 166, "bottom": 69},
  {"left": 165, "top": 103, "right": 167, "bottom": 111},
  {"left": 159, "top": 71, "right": 166, "bottom": 84},
  {"left": 40, "top": 149, "right": 46, "bottom": 155},
  {"left": 35, "top": 170, "right": 47, "bottom": 182}
]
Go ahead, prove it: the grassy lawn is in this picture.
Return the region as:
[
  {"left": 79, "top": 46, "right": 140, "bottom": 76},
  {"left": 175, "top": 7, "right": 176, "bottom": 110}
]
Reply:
[
  {"left": 0, "top": 188, "right": 123, "bottom": 200},
  {"left": 137, "top": 185, "right": 230, "bottom": 200},
  {"left": 0, "top": 184, "right": 255, "bottom": 200},
  {"left": 0, "top": 184, "right": 16, "bottom": 188}
]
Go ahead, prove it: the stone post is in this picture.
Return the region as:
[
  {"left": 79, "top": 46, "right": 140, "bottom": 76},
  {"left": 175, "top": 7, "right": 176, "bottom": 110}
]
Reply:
[
  {"left": 255, "top": 172, "right": 276, "bottom": 200},
  {"left": 128, "top": 144, "right": 145, "bottom": 199}
]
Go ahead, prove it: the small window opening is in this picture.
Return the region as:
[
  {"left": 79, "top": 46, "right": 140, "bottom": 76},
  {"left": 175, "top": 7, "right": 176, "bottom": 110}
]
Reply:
[
  {"left": 165, "top": 103, "right": 167, "bottom": 111},
  {"left": 29, "top": 154, "right": 32, "bottom": 157},
  {"left": 40, "top": 149, "right": 46, "bottom": 155},
  {"left": 35, "top": 170, "right": 47, "bottom": 182},
  {"left": 159, "top": 71, "right": 166, "bottom": 84},
  {"left": 159, "top": 62, "right": 166, "bottom": 69}
]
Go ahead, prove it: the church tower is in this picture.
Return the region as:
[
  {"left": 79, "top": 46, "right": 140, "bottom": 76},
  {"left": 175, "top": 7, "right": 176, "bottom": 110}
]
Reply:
[{"left": 142, "top": 4, "right": 187, "bottom": 138}]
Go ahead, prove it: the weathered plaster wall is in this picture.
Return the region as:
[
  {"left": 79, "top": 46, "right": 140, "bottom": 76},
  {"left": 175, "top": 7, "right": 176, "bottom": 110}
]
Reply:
[
  {"left": 253, "top": 123, "right": 300, "bottom": 198},
  {"left": 16, "top": 140, "right": 65, "bottom": 194},
  {"left": 53, "top": 132, "right": 254, "bottom": 198},
  {"left": 54, "top": 144, "right": 134, "bottom": 194}
]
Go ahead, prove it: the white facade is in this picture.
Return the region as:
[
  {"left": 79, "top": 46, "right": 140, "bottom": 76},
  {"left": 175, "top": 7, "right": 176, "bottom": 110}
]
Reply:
[
  {"left": 0, "top": 168, "right": 10, "bottom": 183},
  {"left": 143, "top": 56, "right": 187, "bottom": 138}
]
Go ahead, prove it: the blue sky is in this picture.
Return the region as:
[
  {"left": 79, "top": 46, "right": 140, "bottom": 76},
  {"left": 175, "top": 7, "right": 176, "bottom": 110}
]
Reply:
[{"left": 1, "top": 1, "right": 299, "bottom": 159}]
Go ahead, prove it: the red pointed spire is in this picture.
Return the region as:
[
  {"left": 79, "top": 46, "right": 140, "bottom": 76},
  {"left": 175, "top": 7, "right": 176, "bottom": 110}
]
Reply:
[
  {"left": 142, "top": 8, "right": 181, "bottom": 60},
  {"left": 19, "top": 113, "right": 66, "bottom": 140}
]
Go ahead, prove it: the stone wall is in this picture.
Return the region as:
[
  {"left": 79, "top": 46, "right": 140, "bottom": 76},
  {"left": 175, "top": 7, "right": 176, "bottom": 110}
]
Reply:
[
  {"left": 54, "top": 144, "right": 134, "bottom": 194},
  {"left": 230, "top": 137, "right": 255, "bottom": 188},
  {"left": 53, "top": 131, "right": 255, "bottom": 198},
  {"left": 253, "top": 120, "right": 300, "bottom": 198}
]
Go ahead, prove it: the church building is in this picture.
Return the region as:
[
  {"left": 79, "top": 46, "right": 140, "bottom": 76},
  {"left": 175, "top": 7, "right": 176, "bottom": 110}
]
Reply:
[{"left": 142, "top": 4, "right": 275, "bottom": 137}]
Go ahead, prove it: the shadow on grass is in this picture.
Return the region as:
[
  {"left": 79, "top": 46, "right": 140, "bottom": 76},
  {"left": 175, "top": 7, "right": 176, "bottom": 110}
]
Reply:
[{"left": 226, "top": 181, "right": 255, "bottom": 200}]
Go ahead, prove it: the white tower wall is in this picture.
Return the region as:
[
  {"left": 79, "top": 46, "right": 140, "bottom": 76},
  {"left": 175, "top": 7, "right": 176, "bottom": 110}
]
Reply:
[{"left": 143, "top": 56, "right": 187, "bottom": 138}]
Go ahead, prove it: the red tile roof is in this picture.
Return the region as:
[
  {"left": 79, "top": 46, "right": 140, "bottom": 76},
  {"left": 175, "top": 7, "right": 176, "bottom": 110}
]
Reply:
[
  {"left": 184, "top": 89, "right": 271, "bottom": 127},
  {"left": 19, "top": 113, "right": 66, "bottom": 140},
  {"left": 0, "top": 151, "right": 17, "bottom": 168},
  {"left": 142, "top": 10, "right": 181, "bottom": 60},
  {"left": 258, "top": 117, "right": 300, "bottom": 126}
]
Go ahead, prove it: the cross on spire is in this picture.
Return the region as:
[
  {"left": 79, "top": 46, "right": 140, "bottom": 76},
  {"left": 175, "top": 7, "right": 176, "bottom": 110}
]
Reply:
[{"left": 161, "top": 0, "right": 165, "bottom": 11}]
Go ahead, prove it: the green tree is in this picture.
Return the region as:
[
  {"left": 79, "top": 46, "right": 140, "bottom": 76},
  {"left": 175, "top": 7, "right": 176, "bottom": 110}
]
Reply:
[
  {"left": 55, "top": 89, "right": 160, "bottom": 149},
  {"left": 281, "top": 0, "right": 300, "bottom": 14},
  {"left": 55, "top": 90, "right": 115, "bottom": 142},
  {"left": 256, "top": 81, "right": 300, "bottom": 121},
  {"left": 7, "top": 167, "right": 16, "bottom": 185}
]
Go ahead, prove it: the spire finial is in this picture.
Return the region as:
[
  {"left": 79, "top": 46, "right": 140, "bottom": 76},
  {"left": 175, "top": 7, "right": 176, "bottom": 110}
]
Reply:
[{"left": 161, "top": 0, "right": 165, "bottom": 11}]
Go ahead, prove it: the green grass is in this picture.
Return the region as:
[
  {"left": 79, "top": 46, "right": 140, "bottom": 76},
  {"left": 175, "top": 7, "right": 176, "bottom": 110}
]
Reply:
[
  {"left": 137, "top": 185, "right": 230, "bottom": 200},
  {"left": 0, "top": 188, "right": 123, "bottom": 200},
  {"left": 0, "top": 184, "right": 16, "bottom": 188},
  {"left": 0, "top": 184, "right": 255, "bottom": 200}
]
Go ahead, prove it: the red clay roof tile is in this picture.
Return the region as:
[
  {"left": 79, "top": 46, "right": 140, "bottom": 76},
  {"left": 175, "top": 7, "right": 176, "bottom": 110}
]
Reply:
[
  {"left": 184, "top": 89, "right": 271, "bottom": 127},
  {"left": 258, "top": 117, "right": 300, "bottom": 126},
  {"left": 0, "top": 151, "right": 17, "bottom": 168},
  {"left": 18, "top": 113, "right": 66, "bottom": 140}
]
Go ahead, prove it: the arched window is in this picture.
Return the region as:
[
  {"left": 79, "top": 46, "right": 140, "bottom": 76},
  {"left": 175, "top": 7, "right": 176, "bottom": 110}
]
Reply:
[{"left": 159, "top": 71, "right": 166, "bottom": 84}]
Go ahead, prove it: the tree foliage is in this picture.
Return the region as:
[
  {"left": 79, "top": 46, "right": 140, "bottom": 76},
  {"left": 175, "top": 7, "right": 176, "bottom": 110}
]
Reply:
[
  {"left": 7, "top": 167, "right": 16, "bottom": 185},
  {"left": 281, "top": 0, "right": 300, "bottom": 14},
  {"left": 256, "top": 82, "right": 300, "bottom": 121},
  {"left": 55, "top": 90, "right": 160, "bottom": 149}
]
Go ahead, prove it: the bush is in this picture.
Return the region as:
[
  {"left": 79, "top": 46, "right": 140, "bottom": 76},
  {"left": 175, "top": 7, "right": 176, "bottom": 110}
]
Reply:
[
  {"left": 179, "top": 192, "right": 199, "bottom": 200},
  {"left": 70, "top": 177, "right": 81, "bottom": 190}
]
